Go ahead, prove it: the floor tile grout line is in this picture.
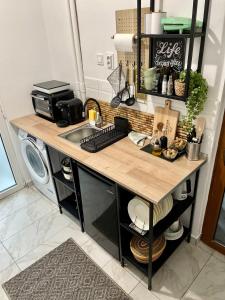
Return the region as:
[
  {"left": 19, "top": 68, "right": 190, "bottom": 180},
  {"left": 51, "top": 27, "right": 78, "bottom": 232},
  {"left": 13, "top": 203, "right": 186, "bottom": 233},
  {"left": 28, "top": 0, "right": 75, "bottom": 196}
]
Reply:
[
  {"left": 0, "top": 196, "right": 52, "bottom": 231},
  {"left": 0, "top": 188, "right": 43, "bottom": 222},
  {"left": 1, "top": 209, "right": 58, "bottom": 245},
  {"left": 0, "top": 203, "right": 58, "bottom": 243},
  {"left": 128, "top": 280, "right": 141, "bottom": 295},
  {"left": 180, "top": 251, "right": 213, "bottom": 299},
  {"left": 2, "top": 210, "right": 71, "bottom": 261},
  {"left": 1, "top": 241, "right": 19, "bottom": 269}
]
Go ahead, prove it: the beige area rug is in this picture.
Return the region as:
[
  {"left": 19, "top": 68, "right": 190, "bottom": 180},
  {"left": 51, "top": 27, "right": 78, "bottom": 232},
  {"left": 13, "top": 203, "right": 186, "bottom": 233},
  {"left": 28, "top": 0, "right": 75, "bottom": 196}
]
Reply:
[{"left": 3, "top": 239, "right": 131, "bottom": 300}]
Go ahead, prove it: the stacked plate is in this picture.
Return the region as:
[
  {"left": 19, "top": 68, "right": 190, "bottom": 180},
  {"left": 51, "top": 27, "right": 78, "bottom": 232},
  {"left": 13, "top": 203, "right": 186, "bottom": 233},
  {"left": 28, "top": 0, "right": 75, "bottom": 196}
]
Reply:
[
  {"left": 130, "top": 235, "right": 166, "bottom": 264},
  {"left": 128, "top": 195, "right": 173, "bottom": 231}
]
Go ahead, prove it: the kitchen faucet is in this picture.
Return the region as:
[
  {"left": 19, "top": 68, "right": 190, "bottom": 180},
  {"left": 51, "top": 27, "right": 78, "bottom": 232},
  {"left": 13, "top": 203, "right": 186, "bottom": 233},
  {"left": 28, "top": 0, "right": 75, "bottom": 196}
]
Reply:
[{"left": 82, "top": 98, "right": 102, "bottom": 119}]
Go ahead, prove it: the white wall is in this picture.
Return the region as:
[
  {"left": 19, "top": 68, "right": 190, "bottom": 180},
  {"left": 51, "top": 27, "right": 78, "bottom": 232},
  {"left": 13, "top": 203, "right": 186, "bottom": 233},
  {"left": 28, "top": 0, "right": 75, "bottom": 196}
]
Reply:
[
  {"left": 40, "top": 0, "right": 82, "bottom": 98},
  {"left": 0, "top": 0, "right": 52, "bottom": 120},
  {"left": 76, "top": 0, "right": 225, "bottom": 239},
  {"left": 0, "top": 0, "right": 53, "bottom": 183}
]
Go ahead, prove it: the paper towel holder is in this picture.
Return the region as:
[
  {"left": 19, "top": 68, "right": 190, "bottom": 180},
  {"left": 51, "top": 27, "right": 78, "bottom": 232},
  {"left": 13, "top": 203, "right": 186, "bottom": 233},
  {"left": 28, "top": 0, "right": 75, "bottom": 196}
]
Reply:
[{"left": 111, "top": 34, "right": 138, "bottom": 43}]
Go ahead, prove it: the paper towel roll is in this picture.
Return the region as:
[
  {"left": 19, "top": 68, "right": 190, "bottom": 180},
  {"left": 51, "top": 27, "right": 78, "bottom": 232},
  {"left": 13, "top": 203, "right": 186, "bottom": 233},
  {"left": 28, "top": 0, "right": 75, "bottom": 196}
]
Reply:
[
  {"left": 113, "top": 34, "right": 134, "bottom": 52},
  {"left": 145, "top": 14, "right": 152, "bottom": 34},
  {"left": 151, "top": 12, "right": 166, "bottom": 34}
]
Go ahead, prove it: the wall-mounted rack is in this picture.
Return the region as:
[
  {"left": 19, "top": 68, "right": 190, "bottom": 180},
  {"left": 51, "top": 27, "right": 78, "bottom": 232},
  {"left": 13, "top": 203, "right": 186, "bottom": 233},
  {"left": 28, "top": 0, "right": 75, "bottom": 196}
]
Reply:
[{"left": 136, "top": 0, "right": 210, "bottom": 101}]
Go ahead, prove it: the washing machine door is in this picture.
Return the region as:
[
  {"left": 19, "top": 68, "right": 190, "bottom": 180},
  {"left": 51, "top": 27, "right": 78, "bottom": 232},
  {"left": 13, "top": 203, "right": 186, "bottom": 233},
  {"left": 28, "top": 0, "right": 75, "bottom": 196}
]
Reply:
[{"left": 21, "top": 138, "right": 49, "bottom": 184}]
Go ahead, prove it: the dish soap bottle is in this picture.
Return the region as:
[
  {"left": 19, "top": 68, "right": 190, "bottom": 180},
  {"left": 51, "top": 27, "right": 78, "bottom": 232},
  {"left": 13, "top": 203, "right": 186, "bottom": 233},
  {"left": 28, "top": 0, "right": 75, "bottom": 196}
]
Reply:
[{"left": 88, "top": 109, "right": 96, "bottom": 126}]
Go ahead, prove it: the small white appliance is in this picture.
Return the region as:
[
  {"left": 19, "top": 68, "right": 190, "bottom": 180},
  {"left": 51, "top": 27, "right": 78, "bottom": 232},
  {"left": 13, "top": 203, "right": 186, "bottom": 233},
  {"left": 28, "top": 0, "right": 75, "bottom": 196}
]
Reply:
[
  {"left": 18, "top": 129, "right": 57, "bottom": 204},
  {"left": 172, "top": 179, "right": 192, "bottom": 201}
]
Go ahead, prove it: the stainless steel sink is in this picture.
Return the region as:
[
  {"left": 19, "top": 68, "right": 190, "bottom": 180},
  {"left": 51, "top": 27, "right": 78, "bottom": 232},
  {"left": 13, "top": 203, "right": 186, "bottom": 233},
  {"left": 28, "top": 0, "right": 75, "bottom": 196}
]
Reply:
[{"left": 59, "top": 124, "right": 101, "bottom": 145}]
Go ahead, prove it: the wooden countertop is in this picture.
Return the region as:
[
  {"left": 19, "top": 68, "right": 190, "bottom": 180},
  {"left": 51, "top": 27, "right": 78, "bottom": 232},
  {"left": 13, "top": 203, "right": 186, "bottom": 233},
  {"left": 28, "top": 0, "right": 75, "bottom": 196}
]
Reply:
[{"left": 11, "top": 114, "right": 207, "bottom": 204}]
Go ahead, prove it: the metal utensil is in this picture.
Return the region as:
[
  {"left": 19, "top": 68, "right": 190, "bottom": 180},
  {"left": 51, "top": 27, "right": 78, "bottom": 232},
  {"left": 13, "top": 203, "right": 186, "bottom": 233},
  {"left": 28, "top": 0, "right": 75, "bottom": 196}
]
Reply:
[
  {"left": 196, "top": 117, "right": 206, "bottom": 143},
  {"left": 107, "top": 62, "right": 125, "bottom": 95}
]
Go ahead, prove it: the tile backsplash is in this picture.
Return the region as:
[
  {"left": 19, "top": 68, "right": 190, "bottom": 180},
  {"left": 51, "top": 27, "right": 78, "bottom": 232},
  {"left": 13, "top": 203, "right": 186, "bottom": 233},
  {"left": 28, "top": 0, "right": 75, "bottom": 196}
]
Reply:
[{"left": 87, "top": 100, "right": 187, "bottom": 139}]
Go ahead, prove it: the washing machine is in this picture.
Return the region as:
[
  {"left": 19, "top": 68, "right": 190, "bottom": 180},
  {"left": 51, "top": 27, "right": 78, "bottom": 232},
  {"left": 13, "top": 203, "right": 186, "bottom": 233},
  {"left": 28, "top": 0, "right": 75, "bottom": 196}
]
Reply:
[{"left": 18, "top": 129, "right": 57, "bottom": 204}]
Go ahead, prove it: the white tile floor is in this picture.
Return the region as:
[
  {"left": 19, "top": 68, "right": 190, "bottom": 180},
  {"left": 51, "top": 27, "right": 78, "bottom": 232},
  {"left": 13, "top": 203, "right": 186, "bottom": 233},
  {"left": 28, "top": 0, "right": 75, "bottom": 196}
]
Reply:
[{"left": 0, "top": 187, "right": 225, "bottom": 300}]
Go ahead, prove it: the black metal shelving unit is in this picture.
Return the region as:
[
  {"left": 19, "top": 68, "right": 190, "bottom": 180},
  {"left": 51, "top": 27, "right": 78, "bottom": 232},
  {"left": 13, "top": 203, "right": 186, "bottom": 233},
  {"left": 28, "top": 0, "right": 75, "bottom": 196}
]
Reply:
[
  {"left": 46, "top": 146, "right": 84, "bottom": 232},
  {"left": 137, "top": 0, "right": 210, "bottom": 101},
  {"left": 118, "top": 170, "right": 200, "bottom": 291},
  {"left": 53, "top": 170, "right": 75, "bottom": 192}
]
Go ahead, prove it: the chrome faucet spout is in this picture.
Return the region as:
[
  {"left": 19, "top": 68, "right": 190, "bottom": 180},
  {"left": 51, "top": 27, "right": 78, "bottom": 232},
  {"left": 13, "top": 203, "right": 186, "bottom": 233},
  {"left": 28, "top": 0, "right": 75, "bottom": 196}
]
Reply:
[{"left": 83, "top": 98, "right": 102, "bottom": 118}]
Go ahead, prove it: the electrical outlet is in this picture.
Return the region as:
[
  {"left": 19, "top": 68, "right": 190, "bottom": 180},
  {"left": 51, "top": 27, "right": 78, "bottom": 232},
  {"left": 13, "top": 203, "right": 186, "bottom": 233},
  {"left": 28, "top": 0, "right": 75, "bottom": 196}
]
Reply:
[
  {"left": 106, "top": 52, "right": 114, "bottom": 69},
  {"left": 96, "top": 53, "right": 104, "bottom": 66}
]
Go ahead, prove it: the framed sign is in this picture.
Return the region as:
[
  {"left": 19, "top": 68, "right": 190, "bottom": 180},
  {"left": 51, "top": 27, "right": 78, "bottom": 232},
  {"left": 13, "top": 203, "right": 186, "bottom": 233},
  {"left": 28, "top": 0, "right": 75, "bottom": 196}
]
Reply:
[{"left": 152, "top": 38, "right": 186, "bottom": 72}]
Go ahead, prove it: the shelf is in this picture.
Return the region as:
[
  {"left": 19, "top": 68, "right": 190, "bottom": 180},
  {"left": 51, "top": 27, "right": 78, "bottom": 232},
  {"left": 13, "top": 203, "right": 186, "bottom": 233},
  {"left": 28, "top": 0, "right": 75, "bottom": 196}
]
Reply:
[
  {"left": 154, "top": 197, "right": 194, "bottom": 239},
  {"left": 123, "top": 226, "right": 190, "bottom": 276},
  {"left": 120, "top": 223, "right": 149, "bottom": 243},
  {"left": 59, "top": 195, "right": 79, "bottom": 220},
  {"left": 140, "top": 32, "right": 205, "bottom": 39},
  {"left": 53, "top": 171, "right": 75, "bottom": 192},
  {"left": 120, "top": 196, "right": 194, "bottom": 241},
  {"left": 138, "top": 88, "right": 186, "bottom": 101}
]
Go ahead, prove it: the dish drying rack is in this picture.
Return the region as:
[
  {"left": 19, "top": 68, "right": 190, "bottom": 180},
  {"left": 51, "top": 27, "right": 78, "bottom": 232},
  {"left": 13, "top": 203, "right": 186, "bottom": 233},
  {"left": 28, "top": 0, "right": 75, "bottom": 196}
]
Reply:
[{"left": 80, "top": 125, "right": 128, "bottom": 153}]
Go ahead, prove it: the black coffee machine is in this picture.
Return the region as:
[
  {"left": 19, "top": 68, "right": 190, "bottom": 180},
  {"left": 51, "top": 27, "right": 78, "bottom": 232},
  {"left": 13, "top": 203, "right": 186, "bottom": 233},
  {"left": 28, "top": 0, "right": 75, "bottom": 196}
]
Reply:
[{"left": 56, "top": 98, "right": 83, "bottom": 127}]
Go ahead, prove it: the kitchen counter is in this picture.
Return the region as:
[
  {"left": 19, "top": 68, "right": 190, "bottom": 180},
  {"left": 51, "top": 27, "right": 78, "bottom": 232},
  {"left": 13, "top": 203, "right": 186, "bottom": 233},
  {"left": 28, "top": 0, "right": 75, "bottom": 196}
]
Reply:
[{"left": 11, "top": 114, "right": 207, "bottom": 204}]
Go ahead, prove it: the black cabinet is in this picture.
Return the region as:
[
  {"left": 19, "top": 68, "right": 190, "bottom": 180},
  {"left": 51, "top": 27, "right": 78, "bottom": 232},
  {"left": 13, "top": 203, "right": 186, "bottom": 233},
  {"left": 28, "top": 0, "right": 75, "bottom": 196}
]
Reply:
[{"left": 77, "top": 164, "right": 120, "bottom": 260}]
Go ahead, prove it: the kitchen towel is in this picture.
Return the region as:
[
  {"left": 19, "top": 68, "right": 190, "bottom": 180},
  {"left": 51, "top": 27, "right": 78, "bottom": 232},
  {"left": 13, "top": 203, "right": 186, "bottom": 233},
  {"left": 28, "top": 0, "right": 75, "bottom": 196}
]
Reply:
[{"left": 128, "top": 131, "right": 148, "bottom": 147}]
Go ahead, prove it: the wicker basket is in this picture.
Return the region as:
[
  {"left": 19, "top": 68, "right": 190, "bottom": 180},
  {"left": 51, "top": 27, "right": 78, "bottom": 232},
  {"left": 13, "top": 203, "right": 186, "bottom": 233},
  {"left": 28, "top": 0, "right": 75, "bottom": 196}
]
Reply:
[
  {"left": 130, "top": 235, "right": 166, "bottom": 264},
  {"left": 174, "top": 80, "right": 186, "bottom": 97}
]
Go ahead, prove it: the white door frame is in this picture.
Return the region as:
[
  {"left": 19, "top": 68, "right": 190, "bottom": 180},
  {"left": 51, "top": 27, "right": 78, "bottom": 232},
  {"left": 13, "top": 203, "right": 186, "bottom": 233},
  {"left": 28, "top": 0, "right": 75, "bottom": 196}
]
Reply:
[{"left": 0, "top": 103, "right": 24, "bottom": 199}]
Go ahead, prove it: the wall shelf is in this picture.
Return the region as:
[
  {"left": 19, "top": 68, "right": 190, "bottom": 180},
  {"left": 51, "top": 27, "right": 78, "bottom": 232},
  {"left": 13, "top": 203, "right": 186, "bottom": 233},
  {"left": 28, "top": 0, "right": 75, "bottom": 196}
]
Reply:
[
  {"left": 141, "top": 32, "right": 205, "bottom": 39},
  {"left": 137, "top": 0, "right": 210, "bottom": 101},
  {"left": 138, "top": 88, "right": 186, "bottom": 101}
]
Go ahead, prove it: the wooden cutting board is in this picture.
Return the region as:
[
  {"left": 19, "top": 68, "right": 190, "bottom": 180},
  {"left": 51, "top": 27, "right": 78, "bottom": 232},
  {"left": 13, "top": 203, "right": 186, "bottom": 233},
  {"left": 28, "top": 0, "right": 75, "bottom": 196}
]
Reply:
[{"left": 153, "top": 100, "right": 180, "bottom": 143}]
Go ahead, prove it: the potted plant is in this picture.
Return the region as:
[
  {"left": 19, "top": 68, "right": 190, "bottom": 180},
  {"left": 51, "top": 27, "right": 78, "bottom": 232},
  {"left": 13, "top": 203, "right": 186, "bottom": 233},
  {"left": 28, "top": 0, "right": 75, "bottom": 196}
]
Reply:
[
  {"left": 181, "top": 70, "right": 208, "bottom": 132},
  {"left": 174, "top": 71, "right": 186, "bottom": 97}
]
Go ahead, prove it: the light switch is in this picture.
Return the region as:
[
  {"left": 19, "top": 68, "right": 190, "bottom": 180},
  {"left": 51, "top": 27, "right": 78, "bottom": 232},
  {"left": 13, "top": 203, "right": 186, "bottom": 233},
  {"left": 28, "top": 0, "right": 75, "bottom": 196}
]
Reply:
[
  {"left": 96, "top": 53, "right": 104, "bottom": 66},
  {"left": 106, "top": 52, "right": 114, "bottom": 69}
]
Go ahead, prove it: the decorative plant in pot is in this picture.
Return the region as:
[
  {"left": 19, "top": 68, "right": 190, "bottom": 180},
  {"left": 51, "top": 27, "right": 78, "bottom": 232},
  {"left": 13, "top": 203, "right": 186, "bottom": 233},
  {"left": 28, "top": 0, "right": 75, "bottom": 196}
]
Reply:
[{"left": 177, "top": 70, "right": 208, "bottom": 133}]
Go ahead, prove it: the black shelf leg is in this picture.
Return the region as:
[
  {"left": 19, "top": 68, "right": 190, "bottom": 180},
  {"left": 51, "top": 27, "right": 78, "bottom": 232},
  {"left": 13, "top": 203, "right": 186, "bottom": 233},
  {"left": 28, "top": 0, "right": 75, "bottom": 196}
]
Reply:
[
  {"left": 45, "top": 146, "right": 63, "bottom": 215},
  {"left": 187, "top": 170, "right": 200, "bottom": 242},
  {"left": 197, "top": 0, "right": 210, "bottom": 72},
  {"left": 137, "top": 0, "right": 142, "bottom": 92},
  {"left": 121, "top": 258, "right": 125, "bottom": 268},
  {"left": 148, "top": 202, "right": 154, "bottom": 290}
]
